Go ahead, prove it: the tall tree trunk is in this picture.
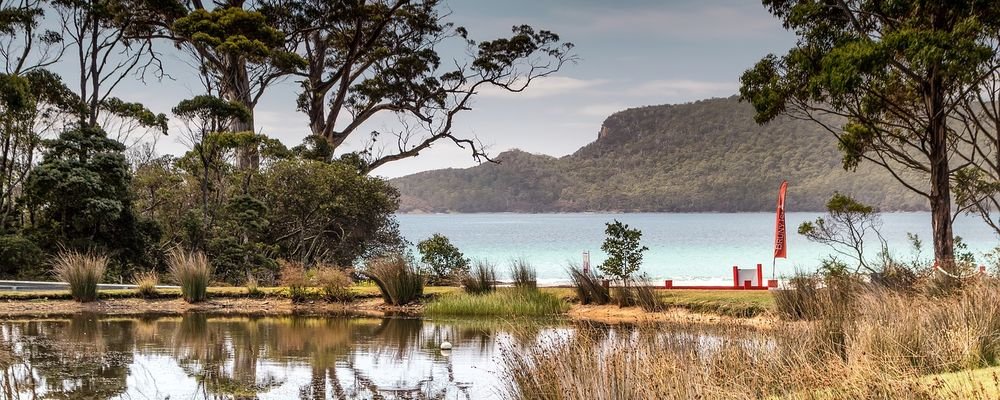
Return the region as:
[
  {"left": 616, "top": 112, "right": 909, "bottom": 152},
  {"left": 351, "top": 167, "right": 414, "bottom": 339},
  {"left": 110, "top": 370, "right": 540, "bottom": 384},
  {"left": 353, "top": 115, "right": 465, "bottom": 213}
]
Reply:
[
  {"left": 221, "top": 53, "right": 258, "bottom": 171},
  {"left": 927, "top": 70, "right": 955, "bottom": 272}
]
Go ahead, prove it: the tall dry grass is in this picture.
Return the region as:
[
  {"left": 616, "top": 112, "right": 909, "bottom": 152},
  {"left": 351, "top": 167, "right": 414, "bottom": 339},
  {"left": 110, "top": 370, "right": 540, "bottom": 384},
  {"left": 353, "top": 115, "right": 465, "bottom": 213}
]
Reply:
[
  {"left": 365, "top": 255, "right": 424, "bottom": 305},
  {"left": 279, "top": 260, "right": 309, "bottom": 302},
  {"left": 567, "top": 265, "right": 610, "bottom": 305},
  {"left": 53, "top": 251, "right": 107, "bottom": 302},
  {"left": 501, "top": 279, "right": 1000, "bottom": 399},
  {"left": 313, "top": 266, "right": 353, "bottom": 301},
  {"left": 168, "top": 249, "right": 212, "bottom": 303},
  {"left": 132, "top": 270, "right": 159, "bottom": 298}
]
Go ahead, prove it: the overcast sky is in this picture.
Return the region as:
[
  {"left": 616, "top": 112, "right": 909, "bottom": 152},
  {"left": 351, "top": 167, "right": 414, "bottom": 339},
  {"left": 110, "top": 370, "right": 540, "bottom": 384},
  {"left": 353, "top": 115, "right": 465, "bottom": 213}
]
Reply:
[{"left": 52, "top": 0, "right": 797, "bottom": 178}]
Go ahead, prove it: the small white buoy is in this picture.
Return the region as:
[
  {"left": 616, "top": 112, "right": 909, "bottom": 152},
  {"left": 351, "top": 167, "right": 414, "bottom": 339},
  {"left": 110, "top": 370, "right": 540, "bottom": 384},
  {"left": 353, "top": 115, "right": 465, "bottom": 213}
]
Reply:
[{"left": 440, "top": 340, "right": 453, "bottom": 350}]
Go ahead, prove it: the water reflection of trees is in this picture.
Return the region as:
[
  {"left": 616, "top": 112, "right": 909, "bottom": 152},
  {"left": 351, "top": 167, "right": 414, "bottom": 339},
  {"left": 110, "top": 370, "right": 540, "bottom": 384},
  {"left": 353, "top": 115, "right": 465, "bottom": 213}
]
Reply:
[{"left": 0, "top": 313, "right": 532, "bottom": 400}]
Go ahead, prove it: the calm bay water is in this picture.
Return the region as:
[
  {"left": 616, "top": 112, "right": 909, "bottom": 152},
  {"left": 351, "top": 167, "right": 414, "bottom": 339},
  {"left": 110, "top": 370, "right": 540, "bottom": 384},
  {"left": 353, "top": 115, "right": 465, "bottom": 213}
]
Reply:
[
  {"left": 398, "top": 212, "right": 1000, "bottom": 284},
  {"left": 0, "top": 314, "right": 554, "bottom": 399}
]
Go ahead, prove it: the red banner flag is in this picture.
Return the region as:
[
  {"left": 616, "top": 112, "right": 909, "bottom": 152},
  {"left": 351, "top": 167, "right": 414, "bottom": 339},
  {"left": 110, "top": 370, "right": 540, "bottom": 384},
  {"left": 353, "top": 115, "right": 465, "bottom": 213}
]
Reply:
[{"left": 774, "top": 180, "right": 788, "bottom": 259}]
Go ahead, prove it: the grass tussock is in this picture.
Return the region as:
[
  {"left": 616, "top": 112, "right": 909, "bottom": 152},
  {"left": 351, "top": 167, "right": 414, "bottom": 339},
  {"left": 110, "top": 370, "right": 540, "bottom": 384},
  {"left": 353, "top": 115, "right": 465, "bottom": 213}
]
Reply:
[
  {"left": 53, "top": 251, "right": 107, "bottom": 303},
  {"left": 567, "top": 265, "right": 610, "bottom": 305},
  {"left": 426, "top": 288, "right": 569, "bottom": 317},
  {"left": 461, "top": 259, "right": 497, "bottom": 294},
  {"left": 313, "top": 266, "right": 353, "bottom": 302},
  {"left": 244, "top": 273, "right": 263, "bottom": 297},
  {"left": 365, "top": 255, "right": 424, "bottom": 306},
  {"left": 501, "top": 279, "right": 1000, "bottom": 399},
  {"left": 509, "top": 258, "right": 537, "bottom": 289},
  {"left": 132, "top": 271, "right": 158, "bottom": 298},
  {"left": 632, "top": 278, "right": 664, "bottom": 312},
  {"left": 168, "top": 249, "right": 212, "bottom": 303}
]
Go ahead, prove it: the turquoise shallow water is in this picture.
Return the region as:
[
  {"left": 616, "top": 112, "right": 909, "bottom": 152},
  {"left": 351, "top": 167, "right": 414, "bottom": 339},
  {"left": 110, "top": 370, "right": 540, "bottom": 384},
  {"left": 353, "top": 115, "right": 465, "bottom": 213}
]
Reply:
[{"left": 397, "top": 213, "right": 999, "bottom": 284}]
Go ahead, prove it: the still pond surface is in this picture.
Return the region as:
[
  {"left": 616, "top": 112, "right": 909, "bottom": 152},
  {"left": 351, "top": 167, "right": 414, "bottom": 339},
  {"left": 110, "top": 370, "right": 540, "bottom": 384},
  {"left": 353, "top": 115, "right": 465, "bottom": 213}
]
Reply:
[{"left": 0, "top": 313, "right": 580, "bottom": 400}]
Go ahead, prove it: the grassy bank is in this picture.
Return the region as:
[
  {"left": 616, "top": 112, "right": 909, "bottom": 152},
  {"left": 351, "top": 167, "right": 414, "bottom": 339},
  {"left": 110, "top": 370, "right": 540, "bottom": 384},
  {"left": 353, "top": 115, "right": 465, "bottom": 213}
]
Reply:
[{"left": 426, "top": 288, "right": 569, "bottom": 317}]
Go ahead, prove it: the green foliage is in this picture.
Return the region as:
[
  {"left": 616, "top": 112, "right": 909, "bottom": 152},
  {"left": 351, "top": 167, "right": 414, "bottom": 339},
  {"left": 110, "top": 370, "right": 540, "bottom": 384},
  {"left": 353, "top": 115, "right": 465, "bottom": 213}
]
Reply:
[
  {"left": 425, "top": 288, "right": 568, "bottom": 317},
  {"left": 417, "top": 233, "right": 469, "bottom": 284},
  {"left": 391, "top": 98, "right": 927, "bottom": 213},
  {"left": 0, "top": 234, "right": 43, "bottom": 279},
  {"left": 798, "top": 193, "right": 885, "bottom": 273},
  {"left": 24, "top": 125, "right": 158, "bottom": 276},
  {"left": 598, "top": 220, "right": 647, "bottom": 286}
]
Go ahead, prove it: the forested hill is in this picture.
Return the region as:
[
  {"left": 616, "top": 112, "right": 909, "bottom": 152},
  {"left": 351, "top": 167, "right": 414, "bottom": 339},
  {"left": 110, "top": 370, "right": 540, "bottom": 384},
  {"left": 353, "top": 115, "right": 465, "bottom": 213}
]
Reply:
[{"left": 390, "top": 96, "right": 927, "bottom": 213}]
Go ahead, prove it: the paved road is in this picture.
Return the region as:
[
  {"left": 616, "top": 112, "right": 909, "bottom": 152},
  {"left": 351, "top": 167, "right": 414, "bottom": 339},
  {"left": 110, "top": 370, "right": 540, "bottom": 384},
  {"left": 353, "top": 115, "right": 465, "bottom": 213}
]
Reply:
[{"left": 0, "top": 280, "right": 179, "bottom": 292}]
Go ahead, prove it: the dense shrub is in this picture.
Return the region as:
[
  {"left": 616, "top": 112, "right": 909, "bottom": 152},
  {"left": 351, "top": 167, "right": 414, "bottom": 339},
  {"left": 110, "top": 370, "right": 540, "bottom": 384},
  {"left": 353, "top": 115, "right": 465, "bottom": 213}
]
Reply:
[
  {"left": 313, "top": 266, "right": 353, "bottom": 301},
  {"left": 169, "top": 249, "right": 212, "bottom": 303},
  {"left": 279, "top": 260, "right": 309, "bottom": 303},
  {"left": 0, "top": 235, "right": 43, "bottom": 279},
  {"left": 53, "top": 251, "right": 107, "bottom": 302},
  {"left": 365, "top": 255, "right": 424, "bottom": 306},
  {"left": 417, "top": 233, "right": 469, "bottom": 284}
]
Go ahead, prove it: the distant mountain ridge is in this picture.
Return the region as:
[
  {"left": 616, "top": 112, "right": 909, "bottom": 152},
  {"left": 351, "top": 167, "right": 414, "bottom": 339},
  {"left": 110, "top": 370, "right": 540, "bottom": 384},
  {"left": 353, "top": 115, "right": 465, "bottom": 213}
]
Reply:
[{"left": 390, "top": 96, "right": 926, "bottom": 213}]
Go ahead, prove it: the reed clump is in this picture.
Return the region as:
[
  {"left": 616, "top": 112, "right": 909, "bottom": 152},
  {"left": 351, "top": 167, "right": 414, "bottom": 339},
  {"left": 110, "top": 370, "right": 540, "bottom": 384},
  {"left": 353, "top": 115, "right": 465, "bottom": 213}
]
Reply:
[
  {"left": 53, "top": 251, "right": 107, "bottom": 303},
  {"left": 461, "top": 259, "right": 497, "bottom": 294},
  {"left": 244, "top": 273, "right": 263, "bottom": 297},
  {"left": 567, "top": 265, "right": 610, "bottom": 305},
  {"left": 132, "top": 270, "right": 159, "bottom": 298},
  {"left": 365, "top": 255, "right": 424, "bottom": 305},
  {"left": 509, "top": 258, "right": 537, "bottom": 289},
  {"left": 168, "top": 249, "right": 212, "bottom": 303}
]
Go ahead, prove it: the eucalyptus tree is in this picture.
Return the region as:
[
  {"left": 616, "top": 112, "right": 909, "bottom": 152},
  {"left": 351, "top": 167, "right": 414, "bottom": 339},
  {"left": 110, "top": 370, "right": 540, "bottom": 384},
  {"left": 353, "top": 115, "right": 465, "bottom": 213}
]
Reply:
[
  {"left": 740, "top": 1, "right": 1000, "bottom": 268},
  {"left": 266, "top": 0, "right": 575, "bottom": 171}
]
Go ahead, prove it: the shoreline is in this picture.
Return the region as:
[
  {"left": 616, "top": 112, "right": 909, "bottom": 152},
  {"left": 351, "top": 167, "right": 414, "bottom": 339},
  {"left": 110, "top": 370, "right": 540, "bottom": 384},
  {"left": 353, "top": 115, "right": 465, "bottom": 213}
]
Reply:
[{"left": 0, "top": 295, "right": 777, "bottom": 328}]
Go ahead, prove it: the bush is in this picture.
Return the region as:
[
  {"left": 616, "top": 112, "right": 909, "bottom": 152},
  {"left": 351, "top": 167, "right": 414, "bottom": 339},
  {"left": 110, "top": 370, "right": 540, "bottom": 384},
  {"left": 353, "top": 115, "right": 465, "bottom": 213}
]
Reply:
[
  {"left": 279, "top": 260, "right": 310, "bottom": 303},
  {"left": 509, "top": 258, "right": 537, "bottom": 289},
  {"left": 364, "top": 255, "right": 424, "bottom": 306},
  {"left": 132, "top": 271, "right": 159, "bottom": 298},
  {"left": 168, "top": 249, "right": 212, "bottom": 303},
  {"left": 462, "top": 259, "right": 497, "bottom": 294},
  {"left": 567, "top": 265, "right": 610, "bottom": 305},
  {"left": 426, "top": 288, "right": 568, "bottom": 317},
  {"left": 0, "top": 235, "right": 43, "bottom": 279},
  {"left": 417, "top": 233, "right": 469, "bottom": 284},
  {"left": 313, "top": 266, "right": 353, "bottom": 301},
  {"left": 53, "top": 251, "right": 107, "bottom": 303}
]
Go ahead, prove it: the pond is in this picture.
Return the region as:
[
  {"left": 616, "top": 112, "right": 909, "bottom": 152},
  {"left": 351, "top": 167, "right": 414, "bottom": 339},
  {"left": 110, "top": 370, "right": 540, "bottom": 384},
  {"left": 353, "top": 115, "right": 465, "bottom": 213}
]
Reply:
[{"left": 0, "top": 313, "right": 581, "bottom": 400}]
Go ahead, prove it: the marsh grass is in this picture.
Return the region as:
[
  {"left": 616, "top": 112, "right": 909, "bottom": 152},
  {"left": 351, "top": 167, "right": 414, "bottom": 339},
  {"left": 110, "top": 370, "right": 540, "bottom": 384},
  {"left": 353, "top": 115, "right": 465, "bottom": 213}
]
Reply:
[
  {"left": 501, "top": 279, "right": 1000, "bottom": 400},
  {"left": 365, "top": 255, "right": 424, "bottom": 305},
  {"left": 426, "top": 287, "right": 568, "bottom": 317},
  {"left": 244, "top": 273, "right": 263, "bottom": 298},
  {"left": 461, "top": 259, "right": 497, "bottom": 294},
  {"left": 632, "top": 278, "right": 664, "bottom": 312},
  {"left": 132, "top": 271, "right": 158, "bottom": 298},
  {"left": 168, "top": 249, "right": 212, "bottom": 303},
  {"left": 509, "top": 258, "right": 537, "bottom": 289},
  {"left": 53, "top": 251, "right": 107, "bottom": 302},
  {"left": 567, "top": 265, "right": 610, "bottom": 305}
]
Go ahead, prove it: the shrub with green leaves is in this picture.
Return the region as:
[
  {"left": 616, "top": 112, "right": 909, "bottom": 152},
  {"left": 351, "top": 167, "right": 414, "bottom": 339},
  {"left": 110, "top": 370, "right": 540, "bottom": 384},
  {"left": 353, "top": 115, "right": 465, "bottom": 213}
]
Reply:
[
  {"left": 417, "top": 233, "right": 469, "bottom": 284},
  {"left": 53, "top": 251, "right": 107, "bottom": 303},
  {"left": 169, "top": 249, "right": 212, "bottom": 303},
  {"left": 598, "top": 220, "right": 648, "bottom": 290}
]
